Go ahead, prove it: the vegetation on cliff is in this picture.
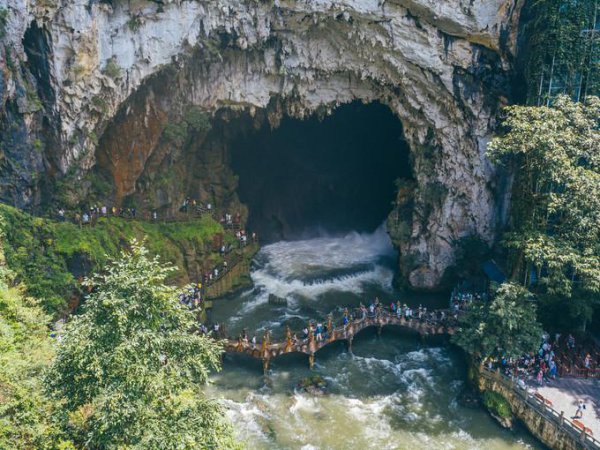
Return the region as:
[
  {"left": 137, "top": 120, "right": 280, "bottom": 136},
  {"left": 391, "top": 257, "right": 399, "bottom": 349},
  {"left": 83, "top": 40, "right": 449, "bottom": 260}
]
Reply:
[
  {"left": 454, "top": 95, "right": 599, "bottom": 357},
  {"left": 523, "top": 0, "right": 599, "bottom": 105},
  {"left": 0, "top": 204, "right": 226, "bottom": 316},
  {"left": 489, "top": 96, "right": 600, "bottom": 331}
]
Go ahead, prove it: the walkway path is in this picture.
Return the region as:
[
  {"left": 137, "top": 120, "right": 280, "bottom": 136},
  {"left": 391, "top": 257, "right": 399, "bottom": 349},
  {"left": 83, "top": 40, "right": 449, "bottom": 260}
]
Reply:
[
  {"left": 222, "top": 306, "right": 456, "bottom": 373},
  {"left": 534, "top": 378, "right": 600, "bottom": 438}
]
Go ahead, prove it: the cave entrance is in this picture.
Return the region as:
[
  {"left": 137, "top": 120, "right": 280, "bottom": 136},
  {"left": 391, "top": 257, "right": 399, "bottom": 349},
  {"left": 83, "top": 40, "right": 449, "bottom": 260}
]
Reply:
[{"left": 229, "top": 102, "right": 412, "bottom": 242}]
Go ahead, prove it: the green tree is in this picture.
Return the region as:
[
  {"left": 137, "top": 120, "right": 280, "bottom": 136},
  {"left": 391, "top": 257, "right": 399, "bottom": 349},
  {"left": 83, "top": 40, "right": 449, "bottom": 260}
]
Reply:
[
  {"left": 488, "top": 96, "right": 600, "bottom": 329},
  {"left": 523, "top": 0, "right": 599, "bottom": 105},
  {"left": 452, "top": 283, "right": 543, "bottom": 359},
  {"left": 46, "top": 241, "right": 239, "bottom": 449}
]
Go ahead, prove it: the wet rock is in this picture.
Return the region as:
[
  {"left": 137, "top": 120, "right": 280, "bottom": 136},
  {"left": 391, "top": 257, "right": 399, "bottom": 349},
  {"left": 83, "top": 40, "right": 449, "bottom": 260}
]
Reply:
[
  {"left": 297, "top": 375, "right": 328, "bottom": 396},
  {"left": 268, "top": 294, "right": 287, "bottom": 306},
  {"left": 490, "top": 412, "right": 514, "bottom": 429}
]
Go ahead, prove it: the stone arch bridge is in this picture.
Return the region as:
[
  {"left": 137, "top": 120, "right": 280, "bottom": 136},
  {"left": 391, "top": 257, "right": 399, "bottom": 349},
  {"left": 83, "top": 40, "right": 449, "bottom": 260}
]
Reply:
[{"left": 222, "top": 307, "right": 457, "bottom": 374}]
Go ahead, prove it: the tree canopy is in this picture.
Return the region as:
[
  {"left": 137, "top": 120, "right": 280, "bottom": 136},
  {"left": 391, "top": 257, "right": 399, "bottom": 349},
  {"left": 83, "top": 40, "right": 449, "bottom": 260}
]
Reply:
[
  {"left": 488, "top": 95, "right": 600, "bottom": 329},
  {"left": 452, "top": 283, "right": 543, "bottom": 359},
  {"left": 46, "top": 241, "right": 239, "bottom": 450}
]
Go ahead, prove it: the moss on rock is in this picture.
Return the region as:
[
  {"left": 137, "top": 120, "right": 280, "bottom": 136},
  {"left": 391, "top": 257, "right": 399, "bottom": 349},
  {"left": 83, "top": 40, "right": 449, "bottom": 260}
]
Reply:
[
  {"left": 483, "top": 390, "right": 513, "bottom": 419},
  {"left": 0, "top": 204, "right": 227, "bottom": 316}
]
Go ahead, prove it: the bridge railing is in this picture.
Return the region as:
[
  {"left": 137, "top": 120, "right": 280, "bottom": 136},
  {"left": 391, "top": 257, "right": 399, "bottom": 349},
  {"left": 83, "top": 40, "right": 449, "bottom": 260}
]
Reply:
[
  {"left": 224, "top": 306, "right": 456, "bottom": 352},
  {"left": 480, "top": 366, "right": 600, "bottom": 449}
]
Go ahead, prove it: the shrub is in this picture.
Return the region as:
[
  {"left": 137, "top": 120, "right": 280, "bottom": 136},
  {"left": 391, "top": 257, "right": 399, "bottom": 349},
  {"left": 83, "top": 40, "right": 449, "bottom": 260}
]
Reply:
[
  {"left": 102, "top": 58, "right": 122, "bottom": 79},
  {"left": 0, "top": 8, "right": 8, "bottom": 39},
  {"left": 127, "top": 16, "right": 142, "bottom": 32},
  {"left": 163, "top": 121, "right": 188, "bottom": 145},
  {"left": 483, "top": 391, "right": 512, "bottom": 418},
  {"left": 91, "top": 95, "right": 109, "bottom": 116},
  {"left": 185, "top": 107, "right": 212, "bottom": 133}
]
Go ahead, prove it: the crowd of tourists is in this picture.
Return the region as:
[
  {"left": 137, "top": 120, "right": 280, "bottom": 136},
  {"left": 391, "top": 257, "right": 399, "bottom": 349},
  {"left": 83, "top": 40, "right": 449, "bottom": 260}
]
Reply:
[
  {"left": 57, "top": 205, "right": 143, "bottom": 224},
  {"left": 487, "top": 336, "right": 560, "bottom": 387},
  {"left": 487, "top": 332, "right": 600, "bottom": 387},
  {"left": 553, "top": 334, "right": 600, "bottom": 378},
  {"left": 354, "top": 297, "right": 452, "bottom": 322},
  {"left": 450, "top": 288, "right": 486, "bottom": 312},
  {"left": 179, "top": 284, "right": 204, "bottom": 309},
  {"left": 180, "top": 197, "right": 212, "bottom": 215},
  {"left": 56, "top": 196, "right": 224, "bottom": 226}
]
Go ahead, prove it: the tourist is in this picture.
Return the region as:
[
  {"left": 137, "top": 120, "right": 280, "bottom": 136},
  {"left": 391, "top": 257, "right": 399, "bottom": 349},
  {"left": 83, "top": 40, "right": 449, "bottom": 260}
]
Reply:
[
  {"left": 554, "top": 333, "right": 561, "bottom": 345},
  {"left": 573, "top": 400, "right": 585, "bottom": 419},
  {"left": 251, "top": 335, "right": 257, "bottom": 349},
  {"left": 58, "top": 208, "right": 65, "bottom": 221},
  {"left": 101, "top": 205, "right": 107, "bottom": 216},
  {"left": 316, "top": 323, "right": 323, "bottom": 342},
  {"left": 584, "top": 353, "right": 591, "bottom": 369},
  {"left": 548, "top": 360, "right": 557, "bottom": 379},
  {"left": 567, "top": 334, "right": 576, "bottom": 350}
]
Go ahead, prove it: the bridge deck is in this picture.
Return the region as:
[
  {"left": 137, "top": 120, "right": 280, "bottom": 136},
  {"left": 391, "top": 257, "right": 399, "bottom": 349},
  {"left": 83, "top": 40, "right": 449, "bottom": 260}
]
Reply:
[{"left": 222, "top": 308, "right": 456, "bottom": 372}]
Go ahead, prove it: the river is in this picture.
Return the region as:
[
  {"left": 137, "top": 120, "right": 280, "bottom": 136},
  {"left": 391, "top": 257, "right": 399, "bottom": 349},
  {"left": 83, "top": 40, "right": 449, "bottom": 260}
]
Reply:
[{"left": 208, "top": 226, "right": 543, "bottom": 449}]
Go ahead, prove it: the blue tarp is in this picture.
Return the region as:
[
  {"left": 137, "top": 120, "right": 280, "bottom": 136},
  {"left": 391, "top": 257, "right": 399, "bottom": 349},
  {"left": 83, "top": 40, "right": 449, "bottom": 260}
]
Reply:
[{"left": 482, "top": 260, "right": 506, "bottom": 284}]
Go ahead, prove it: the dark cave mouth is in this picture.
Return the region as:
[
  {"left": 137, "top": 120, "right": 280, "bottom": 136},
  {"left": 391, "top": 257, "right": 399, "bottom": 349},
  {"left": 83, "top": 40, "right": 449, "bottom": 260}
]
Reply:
[{"left": 229, "top": 102, "right": 413, "bottom": 243}]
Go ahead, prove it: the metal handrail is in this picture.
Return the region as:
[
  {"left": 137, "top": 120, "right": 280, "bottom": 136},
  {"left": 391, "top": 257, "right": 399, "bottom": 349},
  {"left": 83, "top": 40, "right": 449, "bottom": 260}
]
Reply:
[{"left": 480, "top": 366, "right": 600, "bottom": 449}]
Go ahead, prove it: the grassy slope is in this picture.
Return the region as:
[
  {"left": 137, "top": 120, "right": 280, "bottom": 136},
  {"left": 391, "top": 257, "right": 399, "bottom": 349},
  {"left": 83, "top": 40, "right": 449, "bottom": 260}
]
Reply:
[{"left": 0, "top": 204, "right": 224, "bottom": 316}]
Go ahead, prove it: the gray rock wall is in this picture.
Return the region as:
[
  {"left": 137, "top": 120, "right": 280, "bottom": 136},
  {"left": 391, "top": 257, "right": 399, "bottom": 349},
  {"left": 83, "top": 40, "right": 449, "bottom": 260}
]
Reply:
[{"left": 0, "top": 0, "right": 524, "bottom": 289}]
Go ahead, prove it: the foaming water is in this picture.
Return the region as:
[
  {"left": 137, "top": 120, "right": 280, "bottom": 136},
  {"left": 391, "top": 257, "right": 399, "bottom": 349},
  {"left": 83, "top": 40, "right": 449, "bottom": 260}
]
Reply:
[
  {"left": 208, "top": 336, "right": 541, "bottom": 450},
  {"left": 253, "top": 226, "right": 394, "bottom": 299},
  {"left": 255, "top": 225, "right": 396, "bottom": 282},
  {"left": 215, "top": 226, "right": 397, "bottom": 332},
  {"left": 208, "top": 226, "right": 542, "bottom": 449}
]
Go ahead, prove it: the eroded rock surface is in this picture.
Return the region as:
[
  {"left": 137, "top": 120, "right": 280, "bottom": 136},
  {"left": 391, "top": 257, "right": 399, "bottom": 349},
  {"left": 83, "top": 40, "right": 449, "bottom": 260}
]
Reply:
[{"left": 0, "top": 0, "right": 524, "bottom": 289}]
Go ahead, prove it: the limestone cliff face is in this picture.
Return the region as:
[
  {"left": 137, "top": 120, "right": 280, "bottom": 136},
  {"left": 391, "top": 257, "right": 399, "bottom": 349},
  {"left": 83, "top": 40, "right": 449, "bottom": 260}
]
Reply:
[{"left": 0, "top": 0, "right": 523, "bottom": 290}]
